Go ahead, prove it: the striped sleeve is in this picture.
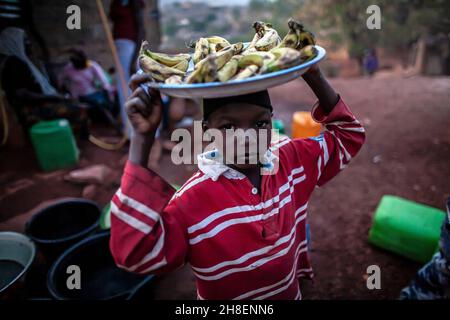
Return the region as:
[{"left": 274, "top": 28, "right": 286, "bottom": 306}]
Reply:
[
  {"left": 109, "top": 161, "right": 188, "bottom": 275},
  {"left": 292, "top": 97, "right": 366, "bottom": 186}
]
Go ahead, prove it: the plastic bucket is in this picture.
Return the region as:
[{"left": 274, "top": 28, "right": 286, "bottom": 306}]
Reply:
[
  {"left": 47, "top": 232, "right": 147, "bottom": 300},
  {"left": 25, "top": 199, "right": 100, "bottom": 263},
  {"left": 29, "top": 119, "right": 79, "bottom": 171},
  {"left": 368, "top": 195, "right": 446, "bottom": 263},
  {"left": 0, "top": 232, "right": 36, "bottom": 299}
]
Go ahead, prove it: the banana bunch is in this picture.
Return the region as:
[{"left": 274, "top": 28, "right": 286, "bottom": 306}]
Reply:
[
  {"left": 138, "top": 41, "right": 190, "bottom": 82},
  {"left": 252, "top": 21, "right": 281, "bottom": 52},
  {"left": 138, "top": 18, "right": 319, "bottom": 84},
  {"left": 277, "top": 19, "right": 316, "bottom": 50},
  {"left": 186, "top": 42, "right": 243, "bottom": 83},
  {"left": 191, "top": 36, "right": 231, "bottom": 66}
]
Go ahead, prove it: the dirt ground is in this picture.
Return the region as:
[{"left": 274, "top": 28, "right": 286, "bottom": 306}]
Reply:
[{"left": 1, "top": 74, "right": 449, "bottom": 299}]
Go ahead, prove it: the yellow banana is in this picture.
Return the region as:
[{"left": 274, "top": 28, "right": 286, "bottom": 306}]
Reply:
[
  {"left": 239, "top": 52, "right": 276, "bottom": 68},
  {"left": 196, "top": 42, "right": 243, "bottom": 71},
  {"left": 209, "top": 43, "right": 217, "bottom": 54},
  {"left": 185, "top": 55, "right": 218, "bottom": 83},
  {"left": 172, "top": 59, "right": 189, "bottom": 72},
  {"left": 232, "top": 65, "right": 259, "bottom": 81},
  {"left": 193, "top": 37, "right": 210, "bottom": 65},
  {"left": 217, "top": 57, "right": 239, "bottom": 82},
  {"left": 205, "top": 36, "right": 230, "bottom": 45},
  {"left": 215, "top": 42, "right": 229, "bottom": 52},
  {"left": 139, "top": 54, "right": 185, "bottom": 82},
  {"left": 184, "top": 69, "right": 202, "bottom": 84}
]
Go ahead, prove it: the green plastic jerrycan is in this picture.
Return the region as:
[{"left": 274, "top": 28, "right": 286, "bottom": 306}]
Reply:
[
  {"left": 368, "top": 195, "right": 446, "bottom": 263},
  {"left": 29, "top": 119, "right": 79, "bottom": 171}
]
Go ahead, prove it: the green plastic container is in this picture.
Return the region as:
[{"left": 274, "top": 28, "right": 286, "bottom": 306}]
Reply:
[
  {"left": 29, "top": 119, "right": 79, "bottom": 171},
  {"left": 272, "top": 119, "right": 285, "bottom": 135},
  {"left": 368, "top": 195, "right": 446, "bottom": 263}
]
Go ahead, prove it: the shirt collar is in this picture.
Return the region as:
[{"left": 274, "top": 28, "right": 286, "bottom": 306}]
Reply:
[{"left": 197, "top": 147, "right": 278, "bottom": 181}]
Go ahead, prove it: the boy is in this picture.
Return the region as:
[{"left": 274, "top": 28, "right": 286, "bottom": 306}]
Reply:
[{"left": 109, "top": 65, "right": 366, "bottom": 300}]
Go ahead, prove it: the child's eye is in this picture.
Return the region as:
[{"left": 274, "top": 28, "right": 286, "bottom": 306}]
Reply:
[{"left": 255, "top": 120, "right": 269, "bottom": 128}]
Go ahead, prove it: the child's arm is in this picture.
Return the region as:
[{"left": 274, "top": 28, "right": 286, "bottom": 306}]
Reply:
[
  {"left": 301, "top": 65, "right": 339, "bottom": 114},
  {"left": 109, "top": 75, "right": 188, "bottom": 274},
  {"left": 286, "top": 66, "right": 366, "bottom": 186}
]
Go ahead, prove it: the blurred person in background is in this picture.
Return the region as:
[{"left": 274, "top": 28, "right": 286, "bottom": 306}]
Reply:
[
  {"left": 58, "top": 49, "right": 122, "bottom": 134},
  {"left": 363, "top": 48, "right": 379, "bottom": 76},
  {"left": 58, "top": 49, "right": 114, "bottom": 111},
  {"left": 0, "top": 27, "right": 85, "bottom": 138},
  {"left": 110, "top": 0, "right": 145, "bottom": 136}
]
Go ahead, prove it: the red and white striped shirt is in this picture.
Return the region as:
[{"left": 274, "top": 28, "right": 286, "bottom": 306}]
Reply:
[{"left": 109, "top": 97, "right": 365, "bottom": 300}]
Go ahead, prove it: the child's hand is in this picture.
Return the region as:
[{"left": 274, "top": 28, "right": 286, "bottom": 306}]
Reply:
[
  {"left": 303, "top": 64, "right": 320, "bottom": 78},
  {"left": 126, "top": 74, "right": 163, "bottom": 136}
]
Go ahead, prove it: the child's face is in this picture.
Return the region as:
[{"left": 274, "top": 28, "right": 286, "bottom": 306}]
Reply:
[{"left": 203, "top": 103, "right": 272, "bottom": 170}]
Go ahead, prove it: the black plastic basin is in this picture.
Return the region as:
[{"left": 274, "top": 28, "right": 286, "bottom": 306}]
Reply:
[
  {"left": 47, "top": 232, "right": 147, "bottom": 300},
  {"left": 25, "top": 199, "right": 100, "bottom": 262}
]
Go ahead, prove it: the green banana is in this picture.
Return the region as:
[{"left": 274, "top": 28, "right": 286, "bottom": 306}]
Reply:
[
  {"left": 205, "top": 36, "right": 231, "bottom": 45},
  {"left": 232, "top": 65, "right": 259, "bottom": 80},
  {"left": 145, "top": 51, "right": 190, "bottom": 67},
  {"left": 270, "top": 47, "right": 293, "bottom": 59},
  {"left": 140, "top": 41, "right": 190, "bottom": 68},
  {"left": 193, "top": 37, "right": 210, "bottom": 65},
  {"left": 299, "top": 45, "right": 318, "bottom": 62},
  {"left": 238, "top": 52, "right": 276, "bottom": 68},
  {"left": 277, "top": 19, "right": 303, "bottom": 49},
  {"left": 139, "top": 54, "right": 185, "bottom": 82},
  {"left": 298, "top": 27, "right": 316, "bottom": 49},
  {"left": 217, "top": 56, "right": 239, "bottom": 82},
  {"left": 263, "top": 47, "right": 302, "bottom": 73}
]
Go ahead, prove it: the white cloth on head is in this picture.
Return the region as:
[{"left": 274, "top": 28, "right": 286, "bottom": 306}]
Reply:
[{"left": 0, "top": 27, "right": 57, "bottom": 95}]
